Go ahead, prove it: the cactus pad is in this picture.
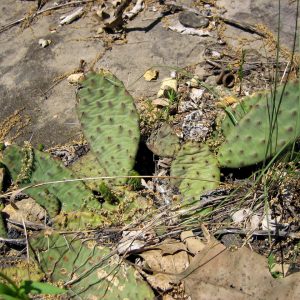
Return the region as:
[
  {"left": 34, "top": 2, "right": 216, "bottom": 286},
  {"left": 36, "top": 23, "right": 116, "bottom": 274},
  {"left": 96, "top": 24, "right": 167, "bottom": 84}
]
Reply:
[
  {"left": 30, "top": 232, "right": 154, "bottom": 299},
  {"left": 221, "top": 94, "right": 262, "bottom": 137},
  {"left": 3, "top": 145, "right": 100, "bottom": 215},
  {"left": 77, "top": 72, "right": 140, "bottom": 184},
  {"left": 69, "top": 151, "right": 105, "bottom": 190},
  {"left": 54, "top": 211, "right": 108, "bottom": 230},
  {"left": 171, "top": 142, "right": 220, "bottom": 201},
  {"left": 218, "top": 81, "right": 300, "bottom": 168}
]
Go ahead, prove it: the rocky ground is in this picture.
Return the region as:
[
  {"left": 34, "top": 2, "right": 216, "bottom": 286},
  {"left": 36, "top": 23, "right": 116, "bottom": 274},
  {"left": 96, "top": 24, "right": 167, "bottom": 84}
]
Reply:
[{"left": 0, "top": 0, "right": 299, "bottom": 299}]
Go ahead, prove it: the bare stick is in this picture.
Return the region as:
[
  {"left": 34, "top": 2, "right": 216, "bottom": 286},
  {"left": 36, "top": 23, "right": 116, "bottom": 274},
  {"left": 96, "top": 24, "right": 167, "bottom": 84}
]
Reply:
[
  {"left": 219, "top": 16, "right": 266, "bottom": 37},
  {"left": 0, "top": 0, "right": 94, "bottom": 34}
]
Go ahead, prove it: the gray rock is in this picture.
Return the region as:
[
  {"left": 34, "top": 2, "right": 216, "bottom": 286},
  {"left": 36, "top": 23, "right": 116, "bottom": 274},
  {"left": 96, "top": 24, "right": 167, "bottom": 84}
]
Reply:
[
  {"left": 182, "top": 111, "right": 212, "bottom": 142},
  {"left": 178, "top": 12, "right": 209, "bottom": 29}
]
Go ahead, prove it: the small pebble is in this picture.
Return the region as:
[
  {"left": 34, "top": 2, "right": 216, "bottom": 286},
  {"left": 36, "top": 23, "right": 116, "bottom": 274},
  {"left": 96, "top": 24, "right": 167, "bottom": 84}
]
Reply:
[
  {"left": 170, "top": 70, "right": 177, "bottom": 79},
  {"left": 38, "top": 38, "right": 51, "bottom": 48},
  {"left": 67, "top": 73, "right": 85, "bottom": 84}
]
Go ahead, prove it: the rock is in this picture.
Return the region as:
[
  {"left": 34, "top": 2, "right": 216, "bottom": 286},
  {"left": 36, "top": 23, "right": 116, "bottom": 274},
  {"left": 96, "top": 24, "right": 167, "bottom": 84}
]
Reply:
[
  {"left": 157, "top": 78, "right": 177, "bottom": 98},
  {"left": 38, "top": 39, "right": 51, "bottom": 48},
  {"left": 194, "top": 65, "right": 206, "bottom": 81},
  {"left": 67, "top": 73, "right": 85, "bottom": 84},
  {"left": 146, "top": 123, "right": 180, "bottom": 157},
  {"left": 211, "top": 50, "right": 221, "bottom": 59},
  {"left": 178, "top": 12, "right": 209, "bottom": 29},
  {"left": 190, "top": 88, "right": 204, "bottom": 101},
  {"left": 186, "top": 77, "right": 200, "bottom": 88},
  {"left": 144, "top": 69, "right": 159, "bottom": 81},
  {"left": 231, "top": 208, "right": 252, "bottom": 224},
  {"left": 152, "top": 98, "right": 170, "bottom": 107},
  {"left": 182, "top": 111, "right": 212, "bottom": 141},
  {"left": 178, "top": 88, "right": 204, "bottom": 113},
  {"left": 170, "top": 70, "right": 177, "bottom": 79},
  {"left": 97, "top": 26, "right": 104, "bottom": 34}
]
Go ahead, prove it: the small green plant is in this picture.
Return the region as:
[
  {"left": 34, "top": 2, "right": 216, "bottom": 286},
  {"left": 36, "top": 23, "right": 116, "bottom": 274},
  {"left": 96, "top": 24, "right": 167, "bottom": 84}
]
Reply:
[
  {"left": 267, "top": 254, "right": 283, "bottom": 279},
  {"left": 237, "top": 49, "right": 246, "bottom": 95},
  {"left": 165, "top": 88, "right": 178, "bottom": 105},
  {"left": 0, "top": 272, "right": 65, "bottom": 300},
  {"left": 127, "top": 170, "right": 142, "bottom": 190}
]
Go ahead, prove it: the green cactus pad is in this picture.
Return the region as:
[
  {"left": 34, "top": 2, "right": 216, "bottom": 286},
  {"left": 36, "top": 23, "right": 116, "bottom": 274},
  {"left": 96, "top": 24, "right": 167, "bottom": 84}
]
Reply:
[
  {"left": 69, "top": 151, "right": 105, "bottom": 190},
  {"left": 39, "top": 189, "right": 61, "bottom": 218},
  {"left": 218, "top": 81, "right": 300, "bottom": 168},
  {"left": 0, "top": 261, "right": 43, "bottom": 285},
  {"left": 170, "top": 142, "right": 220, "bottom": 201},
  {"left": 30, "top": 233, "right": 154, "bottom": 299},
  {"left": 221, "top": 94, "right": 262, "bottom": 137},
  {"left": 54, "top": 211, "right": 108, "bottom": 230},
  {"left": 77, "top": 72, "right": 140, "bottom": 185},
  {"left": 3, "top": 145, "right": 100, "bottom": 215}
]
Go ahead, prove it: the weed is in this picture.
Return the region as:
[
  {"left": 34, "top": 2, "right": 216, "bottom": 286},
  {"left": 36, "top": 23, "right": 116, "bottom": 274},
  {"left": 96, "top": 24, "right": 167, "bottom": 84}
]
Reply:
[
  {"left": 0, "top": 272, "right": 65, "bottom": 300},
  {"left": 267, "top": 254, "right": 283, "bottom": 278}
]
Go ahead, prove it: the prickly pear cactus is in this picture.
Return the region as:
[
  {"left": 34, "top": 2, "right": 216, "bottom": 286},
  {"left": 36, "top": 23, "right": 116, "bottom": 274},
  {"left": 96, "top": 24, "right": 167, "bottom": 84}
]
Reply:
[
  {"left": 0, "top": 261, "right": 43, "bottom": 285},
  {"left": 2, "top": 144, "right": 101, "bottom": 216},
  {"left": 39, "top": 190, "right": 61, "bottom": 218},
  {"left": 77, "top": 72, "right": 140, "bottom": 185},
  {"left": 54, "top": 211, "right": 108, "bottom": 230},
  {"left": 30, "top": 233, "right": 154, "bottom": 299},
  {"left": 221, "top": 94, "right": 262, "bottom": 137},
  {"left": 171, "top": 142, "right": 220, "bottom": 201},
  {"left": 69, "top": 151, "right": 105, "bottom": 191},
  {"left": 218, "top": 81, "right": 300, "bottom": 168}
]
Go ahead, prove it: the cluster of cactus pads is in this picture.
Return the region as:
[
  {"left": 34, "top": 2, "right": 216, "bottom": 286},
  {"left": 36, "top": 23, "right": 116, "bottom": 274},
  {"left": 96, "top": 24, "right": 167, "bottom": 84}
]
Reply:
[
  {"left": 170, "top": 80, "right": 299, "bottom": 200},
  {"left": 2, "top": 144, "right": 101, "bottom": 217},
  {"left": 30, "top": 232, "right": 154, "bottom": 299}
]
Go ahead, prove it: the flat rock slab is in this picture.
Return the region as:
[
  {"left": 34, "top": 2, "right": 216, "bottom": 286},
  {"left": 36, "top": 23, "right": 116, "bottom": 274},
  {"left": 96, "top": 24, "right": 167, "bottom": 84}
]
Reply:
[
  {"left": 0, "top": 0, "right": 211, "bottom": 147},
  {"left": 0, "top": 0, "right": 297, "bottom": 147},
  {"left": 217, "top": 0, "right": 298, "bottom": 51}
]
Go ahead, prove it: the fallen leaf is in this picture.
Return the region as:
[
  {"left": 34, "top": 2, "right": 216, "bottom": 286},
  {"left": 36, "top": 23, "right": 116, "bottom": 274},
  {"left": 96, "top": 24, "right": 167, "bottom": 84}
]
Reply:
[
  {"left": 144, "top": 69, "right": 159, "bottom": 81},
  {"left": 139, "top": 239, "right": 190, "bottom": 291},
  {"left": 3, "top": 198, "right": 46, "bottom": 224},
  {"left": 175, "top": 238, "right": 300, "bottom": 299},
  {"left": 216, "top": 96, "right": 239, "bottom": 107},
  {"left": 180, "top": 231, "right": 206, "bottom": 254}
]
